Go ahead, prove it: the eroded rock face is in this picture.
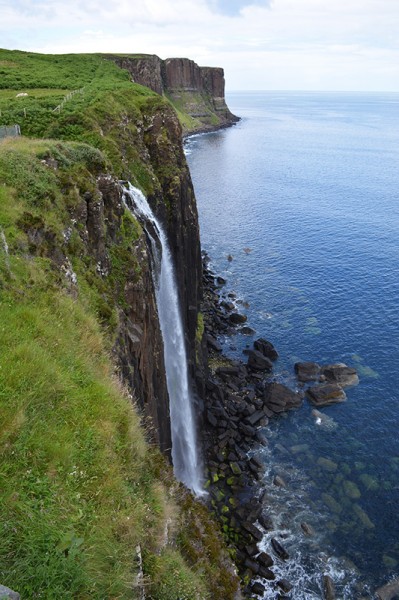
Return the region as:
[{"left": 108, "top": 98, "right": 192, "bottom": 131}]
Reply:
[{"left": 105, "top": 54, "right": 239, "bottom": 132}]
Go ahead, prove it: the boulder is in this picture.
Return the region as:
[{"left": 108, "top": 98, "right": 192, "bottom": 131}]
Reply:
[
  {"left": 258, "top": 566, "right": 276, "bottom": 580},
  {"left": 240, "top": 326, "right": 256, "bottom": 335},
  {"left": 306, "top": 384, "right": 346, "bottom": 407},
  {"left": 251, "top": 582, "right": 266, "bottom": 595},
  {"left": 300, "top": 522, "right": 315, "bottom": 536},
  {"left": 254, "top": 338, "right": 279, "bottom": 361},
  {"left": 258, "top": 551, "right": 274, "bottom": 567},
  {"left": 246, "top": 410, "right": 267, "bottom": 426},
  {"left": 264, "top": 382, "right": 303, "bottom": 411},
  {"left": 320, "top": 363, "right": 359, "bottom": 387},
  {"left": 323, "top": 574, "right": 336, "bottom": 600},
  {"left": 271, "top": 538, "right": 289, "bottom": 560},
  {"left": 242, "top": 521, "right": 264, "bottom": 541},
  {"left": 278, "top": 579, "right": 293, "bottom": 593},
  {"left": 229, "top": 312, "right": 247, "bottom": 325},
  {"left": 294, "top": 361, "right": 320, "bottom": 382},
  {"left": 206, "top": 334, "right": 222, "bottom": 352},
  {"left": 247, "top": 350, "right": 273, "bottom": 371},
  {"left": 375, "top": 577, "right": 399, "bottom": 600}
]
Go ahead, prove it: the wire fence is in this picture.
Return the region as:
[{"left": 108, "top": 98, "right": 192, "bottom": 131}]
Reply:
[
  {"left": 0, "top": 124, "right": 21, "bottom": 140},
  {"left": 53, "top": 88, "right": 85, "bottom": 113}
]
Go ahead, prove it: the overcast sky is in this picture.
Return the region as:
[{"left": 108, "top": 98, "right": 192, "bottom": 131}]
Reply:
[{"left": 1, "top": 0, "right": 399, "bottom": 91}]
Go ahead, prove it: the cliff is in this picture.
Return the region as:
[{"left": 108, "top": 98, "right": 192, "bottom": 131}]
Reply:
[
  {"left": 0, "top": 49, "right": 241, "bottom": 598},
  {"left": 105, "top": 54, "right": 239, "bottom": 133}
]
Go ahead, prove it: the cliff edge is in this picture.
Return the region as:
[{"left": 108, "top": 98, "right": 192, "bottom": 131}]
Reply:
[
  {"left": 0, "top": 49, "right": 241, "bottom": 599},
  {"left": 105, "top": 54, "right": 240, "bottom": 134}
]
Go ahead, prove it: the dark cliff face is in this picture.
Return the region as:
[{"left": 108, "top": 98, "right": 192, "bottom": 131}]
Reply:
[
  {"left": 71, "top": 174, "right": 172, "bottom": 453},
  {"left": 106, "top": 54, "right": 239, "bottom": 133},
  {"left": 141, "top": 104, "right": 203, "bottom": 373}
]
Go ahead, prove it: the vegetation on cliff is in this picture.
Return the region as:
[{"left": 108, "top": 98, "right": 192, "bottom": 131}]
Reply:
[{"left": 0, "top": 50, "right": 240, "bottom": 598}]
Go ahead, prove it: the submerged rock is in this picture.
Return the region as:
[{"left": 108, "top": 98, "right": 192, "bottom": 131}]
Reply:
[
  {"left": 342, "top": 479, "right": 361, "bottom": 499},
  {"left": 311, "top": 409, "right": 338, "bottom": 431},
  {"left": 306, "top": 384, "right": 346, "bottom": 407},
  {"left": 317, "top": 457, "right": 338, "bottom": 472}
]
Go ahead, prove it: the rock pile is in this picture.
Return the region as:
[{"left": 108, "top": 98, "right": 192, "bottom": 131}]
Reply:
[
  {"left": 200, "top": 255, "right": 359, "bottom": 598},
  {"left": 295, "top": 361, "right": 359, "bottom": 407}
]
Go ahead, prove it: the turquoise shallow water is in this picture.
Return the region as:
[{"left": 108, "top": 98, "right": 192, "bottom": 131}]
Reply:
[{"left": 186, "top": 91, "right": 399, "bottom": 597}]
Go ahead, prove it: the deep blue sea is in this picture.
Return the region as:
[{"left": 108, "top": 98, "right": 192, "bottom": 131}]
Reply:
[{"left": 185, "top": 92, "right": 399, "bottom": 599}]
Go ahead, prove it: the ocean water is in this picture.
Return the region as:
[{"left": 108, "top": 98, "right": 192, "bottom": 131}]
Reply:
[{"left": 185, "top": 92, "right": 399, "bottom": 598}]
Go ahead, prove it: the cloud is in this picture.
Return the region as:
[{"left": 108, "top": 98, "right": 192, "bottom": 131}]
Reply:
[
  {"left": 0, "top": 0, "right": 399, "bottom": 90},
  {"left": 206, "top": 0, "right": 271, "bottom": 17}
]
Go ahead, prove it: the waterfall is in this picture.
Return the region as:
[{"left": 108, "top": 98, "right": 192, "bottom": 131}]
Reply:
[{"left": 122, "top": 183, "right": 204, "bottom": 496}]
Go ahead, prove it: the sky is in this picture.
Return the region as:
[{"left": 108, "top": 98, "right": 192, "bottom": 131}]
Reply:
[{"left": 1, "top": 0, "right": 399, "bottom": 91}]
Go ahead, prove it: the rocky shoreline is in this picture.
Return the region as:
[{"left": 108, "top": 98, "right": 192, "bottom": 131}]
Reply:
[{"left": 199, "top": 252, "right": 362, "bottom": 599}]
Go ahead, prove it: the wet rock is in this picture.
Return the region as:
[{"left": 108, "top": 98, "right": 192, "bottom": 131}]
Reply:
[
  {"left": 229, "top": 312, "right": 248, "bottom": 325},
  {"left": 244, "top": 557, "right": 259, "bottom": 575},
  {"left": 375, "top": 577, "right": 399, "bottom": 600},
  {"left": 300, "top": 522, "right": 315, "bottom": 536},
  {"left": 240, "top": 326, "right": 256, "bottom": 335},
  {"left": 320, "top": 363, "right": 359, "bottom": 387},
  {"left": 271, "top": 538, "right": 289, "bottom": 560},
  {"left": 264, "top": 382, "right": 303, "bottom": 411},
  {"left": 258, "top": 514, "right": 274, "bottom": 530},
  {"left": 251, "top": 582, "right": 266, "bottom": 596},
  {"left": 220, "top": 300, "right": 235, "bottom": 312},
  {"left": 245, "top": 544, "right": 259, "bottom": 557},
  {"left": 247, "top": 350, "right": 273, "bottom": 371},
  {"left": 242, "top": 521, "right": 264, "bottom": 541},
  {"left": 278, "top": 579, "right": 293, "bottom": 593},
  {"left": 323, "top": 574, "right": 336, "bottom": 600},
  {"left": 258, "top": 566, "right": 276, "bottom": 580},
  {"left": 216, "top": 276, "right": 226, "bottom": 286},
  {"left": 273, "top": 475, "right": 287, "bottom": 488},
  {"left": 295, "top": 361, "right": 320, "bottom": 382},
  {"left": 254, "top": 338, "right": 279, "bottom": 361},
  {"left": 258, "top": 551, "right": 274, "bottom": 567},
  {"left": 306, "top": 384, "right": 346, "bottom": 407}
]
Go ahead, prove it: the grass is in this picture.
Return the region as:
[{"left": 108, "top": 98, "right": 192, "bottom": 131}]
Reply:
[{"left": 0, "top": 49, "right": 241, "bottom": 599}]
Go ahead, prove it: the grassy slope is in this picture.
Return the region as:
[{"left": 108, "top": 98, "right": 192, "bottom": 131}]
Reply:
[{"left": 0, "top": 51, "right": 239, "bottom": 599}]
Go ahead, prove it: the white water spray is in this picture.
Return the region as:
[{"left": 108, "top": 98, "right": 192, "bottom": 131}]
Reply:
[{"left": 123, "top": 183, "right": 204, "bottom": 496}]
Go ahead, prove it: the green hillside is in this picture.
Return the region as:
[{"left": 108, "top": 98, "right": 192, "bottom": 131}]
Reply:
[{"left": 0, "top": 50, "right": 239, "bottom": 599}]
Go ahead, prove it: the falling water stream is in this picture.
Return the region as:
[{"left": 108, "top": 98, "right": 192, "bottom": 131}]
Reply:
[{"left": 123, "top": 184, "right": 204, "bottom": 495}]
